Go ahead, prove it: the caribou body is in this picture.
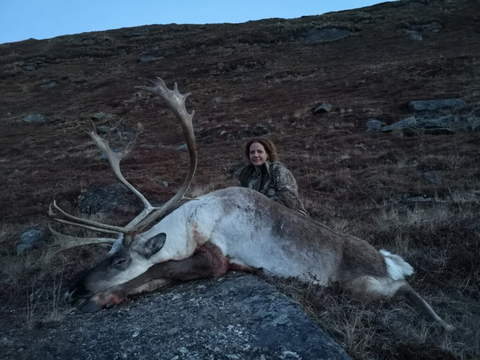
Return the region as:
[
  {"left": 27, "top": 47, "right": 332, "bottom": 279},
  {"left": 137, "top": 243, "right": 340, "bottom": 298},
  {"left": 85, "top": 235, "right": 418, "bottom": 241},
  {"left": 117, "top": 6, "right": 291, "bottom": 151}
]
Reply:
[{"left": 50, "top": 78, "right": 452, "bottom": 331}]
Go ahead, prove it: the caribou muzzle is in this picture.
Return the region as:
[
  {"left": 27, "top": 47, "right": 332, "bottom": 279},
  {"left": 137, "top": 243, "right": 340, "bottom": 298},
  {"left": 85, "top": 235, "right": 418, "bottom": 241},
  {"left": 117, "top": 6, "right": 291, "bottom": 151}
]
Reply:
[
  {"left": 65, "top": 283, "right": 94, "bottom": 309},
  {"left": 66, "top": 284, "right": 121, "bottom": 313}
]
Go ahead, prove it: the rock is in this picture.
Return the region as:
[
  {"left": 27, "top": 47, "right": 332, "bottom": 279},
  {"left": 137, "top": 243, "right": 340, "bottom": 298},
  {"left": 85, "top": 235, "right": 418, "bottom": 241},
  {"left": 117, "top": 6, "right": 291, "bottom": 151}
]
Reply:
[
  {"left": 1, "top": 274, "right": 349, "bottom": 360},
  {"left": 158, "top": 179, "right": 169, "bottom": 188},
  {"left": 17, "top": 228, "right": 46, "bottom": 254},
  {"left": 40, "top": 80, "right": 59, "bottom": 89},
  {"left": 405, "top": 195, "right": 434, "bottom": 202},
  {"left": 409, "top": 33, "right": 423, "bottom": 41},
  {"left": 210, "top": 96, "right": 221, "bottom": 105},
  {"left": 91, "top": 112, "right": 107, "bottom": 121},
  {"left": 23, "top": 114, "right": 46, "bottom": 123},
  {"left": 297, "top": 28, "right": 351, "bottom": 42},
  {"left": 381, "top": 113, "right": 476, "bottom": 134},
  {"left": 417, "top": 114, "right": 456, "bottom": 129},
  {"left": 139, "top": 54, "right": 157, "bottom": 62},
  {"left": 76, "top": 183, "right": 140, "bottom": 215},
  {"left": 382, "top": 116, "right": 417, "bottom": 132},
  {"left": 22, "top": 63, "right": 37, "bottom": 71},
  {"left": 366, "top": 118, "right": 385, "bottom": 132},
  {"left": 313, "top": 103, "right": 333, "bottom": 114},
  {"left": 408, "top": 99, "right": 467, "bottom": 111}
]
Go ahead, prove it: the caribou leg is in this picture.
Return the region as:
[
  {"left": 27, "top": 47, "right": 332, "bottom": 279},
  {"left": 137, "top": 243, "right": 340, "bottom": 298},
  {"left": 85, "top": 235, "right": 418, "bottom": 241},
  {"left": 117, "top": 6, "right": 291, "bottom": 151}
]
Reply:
[
  {"left": 397, "top": 282, "right": 454, "bottom": 331},
  {"left": 345, "top": 276, "right": 453, "bottom": 331}
]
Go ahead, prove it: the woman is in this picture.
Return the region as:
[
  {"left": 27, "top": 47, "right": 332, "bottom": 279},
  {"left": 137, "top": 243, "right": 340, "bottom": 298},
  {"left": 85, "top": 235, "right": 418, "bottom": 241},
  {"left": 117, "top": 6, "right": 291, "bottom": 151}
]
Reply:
[{"left": 238, "top": 138, "right": 309, "bottom": 217}]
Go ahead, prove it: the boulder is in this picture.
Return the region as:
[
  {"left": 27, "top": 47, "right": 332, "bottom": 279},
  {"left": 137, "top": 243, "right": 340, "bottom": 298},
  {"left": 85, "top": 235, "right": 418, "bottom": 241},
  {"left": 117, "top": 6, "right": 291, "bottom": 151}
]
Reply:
[
  {"left": 23, "top": 114, "right": 46, "bottom": 123},
  {"left": 17, "top": 228, "right": 46, "bottom": 254},
  {"left": 408, "top": 99, "right": 466, "bottom": 111},
  {"left": 381, "top": 113, "right": 471, "bottom": 134},
  {"left": 313, "top": 103, "right": 333, "bottom": 114},
  {"left": 139, "top": 54, "right": 157, "bottom": 62},
  {"left": 1, "top": 274, "right": 349, "bottom": 360},
  {"left": 365, "top": 118, "right": 385, "bottom": 132},
  {"left": 409, "top": 33, "right": 423, "bottom": 41}
]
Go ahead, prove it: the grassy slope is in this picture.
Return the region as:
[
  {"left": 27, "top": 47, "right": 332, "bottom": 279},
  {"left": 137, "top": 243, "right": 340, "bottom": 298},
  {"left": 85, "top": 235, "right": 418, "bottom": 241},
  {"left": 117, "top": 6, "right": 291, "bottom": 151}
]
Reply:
[{"left": 0, "top": 0, "right": 479, "bottom": 358}]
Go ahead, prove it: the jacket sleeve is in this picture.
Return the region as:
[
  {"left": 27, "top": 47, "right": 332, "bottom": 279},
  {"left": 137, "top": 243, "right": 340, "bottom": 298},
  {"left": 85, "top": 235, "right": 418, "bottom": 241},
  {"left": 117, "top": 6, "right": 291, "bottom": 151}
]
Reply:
[{"left": 271, "top": 164, "right": 309, "bottom": 217}]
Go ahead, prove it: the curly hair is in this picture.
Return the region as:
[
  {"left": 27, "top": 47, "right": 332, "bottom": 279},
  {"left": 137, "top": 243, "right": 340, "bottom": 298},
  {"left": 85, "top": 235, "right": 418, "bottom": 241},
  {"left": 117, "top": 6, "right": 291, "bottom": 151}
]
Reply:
[{"left": 244, "top": 138, "right": 278, "bottom": 163}]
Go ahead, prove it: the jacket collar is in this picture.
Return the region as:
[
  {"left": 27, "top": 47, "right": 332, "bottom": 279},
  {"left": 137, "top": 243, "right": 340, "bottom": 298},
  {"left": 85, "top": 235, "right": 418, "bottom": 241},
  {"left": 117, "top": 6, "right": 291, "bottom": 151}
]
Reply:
[{"left": 254, "top": 161, "right": 272, "bottom": 175}]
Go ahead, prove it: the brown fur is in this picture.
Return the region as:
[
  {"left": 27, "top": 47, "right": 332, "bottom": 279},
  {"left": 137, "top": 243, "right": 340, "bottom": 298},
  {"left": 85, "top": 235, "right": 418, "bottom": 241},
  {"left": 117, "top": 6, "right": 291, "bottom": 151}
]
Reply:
[{"left": 338, "top": 235, "right": 388, "bottom": 284}]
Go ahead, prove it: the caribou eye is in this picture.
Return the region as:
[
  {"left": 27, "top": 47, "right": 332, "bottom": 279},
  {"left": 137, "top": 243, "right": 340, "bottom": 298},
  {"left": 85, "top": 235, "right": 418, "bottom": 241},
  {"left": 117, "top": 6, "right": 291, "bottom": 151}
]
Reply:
[{"left": 111, "top": 257, "right": 130, "bottom": 270}]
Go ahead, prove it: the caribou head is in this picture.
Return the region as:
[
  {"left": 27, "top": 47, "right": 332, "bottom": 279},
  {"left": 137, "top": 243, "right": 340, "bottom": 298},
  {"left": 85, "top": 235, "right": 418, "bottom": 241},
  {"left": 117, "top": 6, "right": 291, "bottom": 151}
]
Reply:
[{"left": 50, "top": 78, "right": 198, "bottom": 311}]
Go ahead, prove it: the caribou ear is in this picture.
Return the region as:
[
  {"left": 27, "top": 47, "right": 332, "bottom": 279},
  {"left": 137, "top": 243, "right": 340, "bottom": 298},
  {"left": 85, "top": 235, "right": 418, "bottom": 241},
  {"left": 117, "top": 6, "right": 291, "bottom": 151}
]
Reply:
[{"left": 137, "top": 233, "right": 167, "bottom": 259}]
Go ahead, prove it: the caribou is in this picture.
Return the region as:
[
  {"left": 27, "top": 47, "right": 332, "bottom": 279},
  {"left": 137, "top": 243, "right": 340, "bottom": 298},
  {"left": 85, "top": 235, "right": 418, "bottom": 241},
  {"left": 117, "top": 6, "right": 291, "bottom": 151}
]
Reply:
[{"left": 49, "top": 77, "right": 453, "bottom": 331}]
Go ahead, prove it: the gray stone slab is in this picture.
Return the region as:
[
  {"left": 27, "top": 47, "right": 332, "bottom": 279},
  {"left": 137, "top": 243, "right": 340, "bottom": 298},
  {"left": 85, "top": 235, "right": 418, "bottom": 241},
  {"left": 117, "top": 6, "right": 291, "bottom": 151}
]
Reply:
[{"left": 1, "top": 274, "right": 349, "bottom": 360}]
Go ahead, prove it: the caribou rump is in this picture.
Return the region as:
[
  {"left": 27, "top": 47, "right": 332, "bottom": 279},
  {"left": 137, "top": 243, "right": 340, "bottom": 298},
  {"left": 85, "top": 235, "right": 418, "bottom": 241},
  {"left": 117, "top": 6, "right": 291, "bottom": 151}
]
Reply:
[{"left": 49, "top": 78, "right": 452, "bottom": 331}]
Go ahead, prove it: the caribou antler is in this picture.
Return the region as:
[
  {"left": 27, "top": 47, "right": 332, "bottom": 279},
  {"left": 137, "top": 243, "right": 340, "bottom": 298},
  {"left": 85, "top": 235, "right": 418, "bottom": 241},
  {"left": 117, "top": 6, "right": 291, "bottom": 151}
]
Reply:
[
  {"left": 49, "top": 224, "right": 119, "bottom": 254},
  {"left": 49, "top": 78, "right": 197, "bottom": 251},
  {"left": 133, "top": 78, "right": 197, "bottom": 230}
]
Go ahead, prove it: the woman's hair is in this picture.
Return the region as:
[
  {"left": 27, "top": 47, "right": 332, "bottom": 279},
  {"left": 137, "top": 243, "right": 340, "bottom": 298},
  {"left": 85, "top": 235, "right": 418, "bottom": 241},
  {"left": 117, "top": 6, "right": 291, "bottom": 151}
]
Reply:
[{"left": 244, "top": 138, "right": 278, "bottom": 163}]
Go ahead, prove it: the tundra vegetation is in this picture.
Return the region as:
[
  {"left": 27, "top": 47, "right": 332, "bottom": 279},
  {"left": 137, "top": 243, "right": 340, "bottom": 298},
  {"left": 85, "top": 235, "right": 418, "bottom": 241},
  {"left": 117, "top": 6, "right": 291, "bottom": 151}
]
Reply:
[{"left": 0, "top": 0, "right": 479, "bottom": 359}]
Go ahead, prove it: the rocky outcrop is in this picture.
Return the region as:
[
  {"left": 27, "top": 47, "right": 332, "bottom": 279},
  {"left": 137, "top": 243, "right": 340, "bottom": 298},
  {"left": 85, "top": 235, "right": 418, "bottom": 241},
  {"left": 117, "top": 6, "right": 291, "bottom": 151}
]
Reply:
[
  {"left": 2, "top": 274, "right": 349, "bottom": 360},
  {"left": 408, "top": 99, "right": 466, "bottom": 111},
  {"left": 367, "top": 99, "right": 479, "bottom": 135}
]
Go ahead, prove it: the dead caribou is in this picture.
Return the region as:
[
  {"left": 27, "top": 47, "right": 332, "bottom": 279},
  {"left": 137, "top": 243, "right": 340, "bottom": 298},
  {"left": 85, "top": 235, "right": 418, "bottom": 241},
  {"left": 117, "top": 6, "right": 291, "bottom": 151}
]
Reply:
[{"left": 49, "top": 77, "right": 452, "bottom": 331}]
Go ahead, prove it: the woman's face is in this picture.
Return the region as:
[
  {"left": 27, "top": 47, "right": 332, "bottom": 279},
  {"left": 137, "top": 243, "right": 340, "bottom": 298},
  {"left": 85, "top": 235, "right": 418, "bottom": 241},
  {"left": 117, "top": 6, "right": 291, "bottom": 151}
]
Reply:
[{"left": 249, "top": 142, "right": 268, "bottom": 168}]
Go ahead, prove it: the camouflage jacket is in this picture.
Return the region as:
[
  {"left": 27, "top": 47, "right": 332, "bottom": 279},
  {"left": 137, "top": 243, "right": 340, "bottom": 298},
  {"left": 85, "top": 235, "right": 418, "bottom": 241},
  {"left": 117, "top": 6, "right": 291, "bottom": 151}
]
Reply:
[{"left": 238, "top": 161, "right": 309, "bottom": 217}]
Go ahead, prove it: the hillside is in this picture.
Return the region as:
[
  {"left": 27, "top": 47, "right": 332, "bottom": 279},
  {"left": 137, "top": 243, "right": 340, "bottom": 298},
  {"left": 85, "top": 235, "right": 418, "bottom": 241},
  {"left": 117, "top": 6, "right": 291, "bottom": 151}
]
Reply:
[{"left": 1, "top": 0, "right": 479, "bottom": 358}]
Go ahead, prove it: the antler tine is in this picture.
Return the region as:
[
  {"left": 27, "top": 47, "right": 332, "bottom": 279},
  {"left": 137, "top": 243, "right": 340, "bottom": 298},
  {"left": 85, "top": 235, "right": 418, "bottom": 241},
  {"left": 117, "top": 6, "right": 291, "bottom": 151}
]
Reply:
[
  {"left": 131, "top": 78, "right": 197, "bottom": 232},
  {"left": 49, "top": 201, "right": 126, "bottom": 234},
  {"left": 49, "top": 224, "right": 117, "bottom": 255},
  {"left": 85, "top": 128, "right": 153, "bottom": 211}
]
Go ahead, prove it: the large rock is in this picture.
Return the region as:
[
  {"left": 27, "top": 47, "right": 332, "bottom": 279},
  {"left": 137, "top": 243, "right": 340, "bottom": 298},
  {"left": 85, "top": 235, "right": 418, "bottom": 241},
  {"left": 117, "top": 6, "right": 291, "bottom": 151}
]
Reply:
[
  {"left": 1, "top": 274, "right": 349, "bottom": 360},
  {"left": 17, "top": 228, "right": 46, "bottom": 254},
  {"left": 23, "top": 114, "right": 46, "bottom": 123},
  {"left": 408, "top": 99, "right": 466, "bottom": 111},
  {"left": 382, "top": 114, "right": 455, "bottom": 131},
  {"left": 380, "top": 113, "right": 480, "bottom": 134}
]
